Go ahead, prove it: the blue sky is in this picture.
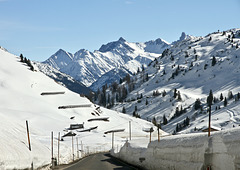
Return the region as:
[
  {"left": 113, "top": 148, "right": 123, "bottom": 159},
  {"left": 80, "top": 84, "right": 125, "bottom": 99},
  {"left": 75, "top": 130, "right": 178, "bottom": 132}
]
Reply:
[{"left": 0, "top": 0, "right": 239, "bottom": 61}]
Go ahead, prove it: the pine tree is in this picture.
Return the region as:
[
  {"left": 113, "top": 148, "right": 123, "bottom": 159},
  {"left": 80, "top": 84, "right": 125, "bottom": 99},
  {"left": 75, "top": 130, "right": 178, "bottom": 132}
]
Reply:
[
  {"left": 163, "top": 114, "right": 168, "bottom": 125},
  {"left": 220, "top": 93, "right": 223, "bottom": 101},
  {"left": 173, "top": 89, "right": 177, "bottom": 98},
  {"left": 122, "top": 107, "right": 126, "bottom": 113},
  {"left": 145, "top": 73, "right": 149, "bottom": 81},
  {"left": 135, "top": 105, "right": 137, "bottom": 112},
  {"left": 24, "top": 57, "right": 28, "bottom": 63},
  {"left": 177, "top": 91, "right": 182, "bottom": 101},
  {"left": 207, "top": 90, "right": 213, "bottom": 107},
  {"left": 145, "top": 99, "right": 148, "bottom": 105},
  {"left": 30, "top": 65, "right": 34, "bottom": 71},
  {"left": 133, "top": 111, "right": 136, "bottom": 117},
  {"left": 152, "top": 117, "right": 157, "bottom": 126},
  {"left": 228, "top": 91, "right": 233, "bottom": 99},
  {"left": 153, "top": 91, "right": 156, "bottom": 96},
  {"left": 162, "top": 90, "right": 166, "bottom": 97},
  {"left": 224, "top": 97, "right": 228, "bottom": 107},
  {"left": 119, "top": 78, "right": 123, "bottom": 84},
  {"left": 20, "top": 54, "right": 24, "bottom": 62},
  {"left": 137, "top": 67, "right": 140, "bottom": 74},
  {"left": 194, "top": 98, "right": 201, "bottom": 110},
  {"left": 175, "top": 107, "right": 179, "bottom": 117},
  {"left": 186, "top": 116, "right": 190, "bottom": 126},
  {"left": 125, "top": 74, "right": 131, "bottom": 84},
  {"left": 176, "top": 123, "right": 179, "bottom": 132},
  {"left": 142, "top": 64, "right": 145, "bottom": 72},
  {"left": 212, "top": 56, "right": 217, "bottom": 66}
]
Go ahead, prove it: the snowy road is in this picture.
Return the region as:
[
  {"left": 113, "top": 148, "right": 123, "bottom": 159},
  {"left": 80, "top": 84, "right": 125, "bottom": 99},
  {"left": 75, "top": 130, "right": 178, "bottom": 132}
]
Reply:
[{"left": 58, "top": 153, "right": 139, "bottom": 170}]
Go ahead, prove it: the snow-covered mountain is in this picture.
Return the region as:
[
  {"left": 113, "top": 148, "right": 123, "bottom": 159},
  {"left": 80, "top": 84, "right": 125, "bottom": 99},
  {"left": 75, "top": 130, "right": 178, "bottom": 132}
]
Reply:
[
  {"left": 172, "top": 32, "right": 193, "bottom": 45},
  {"left": 90, "top": 66, "right": 132, "bottom": 92},
  {"left": 101, "top": 28, "right": 240, "bottom": 135},
  {"left": 0, "top": 47, "right": 164, "bottom": 169},
  {"left": 42, "top": 37, "right": 170, "bottom": 89}
]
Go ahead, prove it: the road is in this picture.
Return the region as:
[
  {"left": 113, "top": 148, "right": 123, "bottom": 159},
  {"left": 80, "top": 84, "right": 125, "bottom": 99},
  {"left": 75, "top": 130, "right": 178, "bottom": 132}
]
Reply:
[{"left": 57, "top": 153, "right": 141, "bottom": 170}]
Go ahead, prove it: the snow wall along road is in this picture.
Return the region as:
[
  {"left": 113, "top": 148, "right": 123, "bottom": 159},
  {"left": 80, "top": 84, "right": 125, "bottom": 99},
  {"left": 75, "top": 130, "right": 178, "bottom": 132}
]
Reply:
[{"left": 112, "top": 127, "right": 240, "bottom": 170}]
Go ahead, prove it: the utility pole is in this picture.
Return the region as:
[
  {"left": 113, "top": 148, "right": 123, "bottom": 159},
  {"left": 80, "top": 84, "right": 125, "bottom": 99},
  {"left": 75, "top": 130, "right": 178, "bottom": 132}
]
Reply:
[
  {"left": 129, "top": 121, "right": 131, "bottom": 140},
  {"left": 26, "top": 120, "right": 31, "bottom": 151},
  {"left": 157, "top": 124, "right": 160, "bottom": 142}
]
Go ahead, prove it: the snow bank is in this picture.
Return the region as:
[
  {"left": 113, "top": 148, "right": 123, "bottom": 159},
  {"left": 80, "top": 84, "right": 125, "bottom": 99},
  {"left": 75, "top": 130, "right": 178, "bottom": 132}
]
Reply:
[{"left": 113, "top": 127, "right": 240, "bottom": 170}]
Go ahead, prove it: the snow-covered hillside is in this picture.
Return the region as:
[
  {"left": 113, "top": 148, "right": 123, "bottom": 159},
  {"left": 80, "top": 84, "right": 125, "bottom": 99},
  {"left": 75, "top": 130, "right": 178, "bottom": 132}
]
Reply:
[
  {"left": 109, "top": 28, "right": 240, "bottom": 134},
  {"left": 42, "top": 37, "right": 170, "bottom": 88},
  {"left": 0, "top": 48, "right": 166, "bottom": 169},
  {"left": 35, "top": 62, "right": 91, "bottom": 95}
]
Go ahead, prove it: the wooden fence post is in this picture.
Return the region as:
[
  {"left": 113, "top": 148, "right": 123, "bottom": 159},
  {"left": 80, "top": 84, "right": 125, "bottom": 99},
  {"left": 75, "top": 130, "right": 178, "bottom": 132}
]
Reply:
[{"left": 26, "top": 120, "right": 31, "bottom": 151}]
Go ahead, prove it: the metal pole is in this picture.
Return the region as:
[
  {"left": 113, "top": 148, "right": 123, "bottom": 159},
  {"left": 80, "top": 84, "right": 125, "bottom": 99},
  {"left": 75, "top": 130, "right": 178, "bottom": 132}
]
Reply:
[
  {"left": 51, "top": 131, "right": 54, "bottom": 167},
  {"left": 158, "top": 124, "right": 160, "bottom": 142},
  {"left": 129, "top": 121, "right": 131, "bottom": 140},
  {"left": 208, "top": 105, "right": 211, "bottom": 137},
  {"left": 81, "top": 141, "right": 83, "bottom": 155},
  {"left": 112, "top": 132, "right": 114, "bottom": 150},
  {"left": 150, "top": 131, "right": 151, "bottom": 143},
  {"left": 26, "top": 120, "right": 31, "bottom": 151},
  {"left": 76, "top": 137, "right": 79, "bottom": 159},
  {"left": 58, "top": 132, "right": 60, "bottom": 165},
  {"left": 72, "top": 136, "right": 74, "bottom": 161}
]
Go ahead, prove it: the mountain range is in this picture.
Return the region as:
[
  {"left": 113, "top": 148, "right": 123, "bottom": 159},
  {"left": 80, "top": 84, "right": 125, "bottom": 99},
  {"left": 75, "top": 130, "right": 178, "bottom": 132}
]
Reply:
[{"left": 39, "top": 36, "right": 179, "bottom": 91}]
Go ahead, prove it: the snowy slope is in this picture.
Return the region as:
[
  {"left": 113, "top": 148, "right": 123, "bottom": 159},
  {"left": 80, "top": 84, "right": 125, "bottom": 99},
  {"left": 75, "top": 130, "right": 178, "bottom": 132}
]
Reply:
[
  {"left": 111, "top": 28, "right": 240, "bottom": 134},
  {"left": 35, "top": 62, "right": 91, "bottom": 95},
  {"left": 43, "top": 37, "right": 169, "bottom": 88},
  {"left": 0, "top": 48, "right": 166, "bottom": 169}
]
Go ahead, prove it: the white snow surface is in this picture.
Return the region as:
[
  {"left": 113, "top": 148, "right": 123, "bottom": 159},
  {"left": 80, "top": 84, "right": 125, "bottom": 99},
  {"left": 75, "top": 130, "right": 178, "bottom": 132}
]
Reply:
[
  {"left": 0, "top": 49, "right": 166, "bottom": 169},
  {"left": 112, "top": 28, "right": 240, "bottom": 134}
]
